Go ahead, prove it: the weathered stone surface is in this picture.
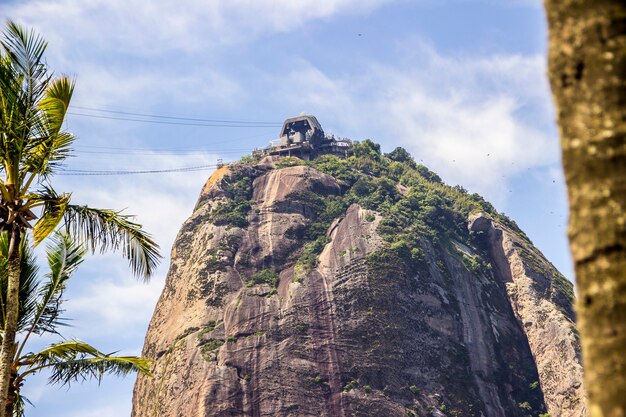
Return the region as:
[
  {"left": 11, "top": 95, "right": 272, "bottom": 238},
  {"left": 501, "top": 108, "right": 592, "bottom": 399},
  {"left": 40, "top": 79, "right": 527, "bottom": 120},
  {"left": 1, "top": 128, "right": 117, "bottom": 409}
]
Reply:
[
  {"left": 470, "top": 213, "right": 585, "bottom": 417},
  {"left": 133, "top": 164, "right": 584, "bottom": 417}
]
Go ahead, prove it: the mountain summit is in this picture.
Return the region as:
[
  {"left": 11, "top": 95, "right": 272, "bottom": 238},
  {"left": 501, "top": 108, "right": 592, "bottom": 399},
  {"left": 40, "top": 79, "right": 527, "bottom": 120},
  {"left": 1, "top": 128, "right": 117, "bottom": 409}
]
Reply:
[{"left": 132, "top": 140, "right": 584, "bottom": 417}]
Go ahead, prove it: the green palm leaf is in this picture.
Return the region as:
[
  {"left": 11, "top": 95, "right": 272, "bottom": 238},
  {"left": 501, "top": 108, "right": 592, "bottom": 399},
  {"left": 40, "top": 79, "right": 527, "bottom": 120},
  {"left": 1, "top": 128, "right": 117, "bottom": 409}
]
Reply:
[
  {"left": 0, "top": 21, "right": 49, "bottom": 117},
  {"left": 36, "top": 76, "right": 74, "bottom": 138},
  {"left": 11, "top": 392, "right": 31, "bottom": 417},
  {"left": 19, "top": 340, "right": 153, "bottom": 386},
  {"left": 0, "top": 22, "right": 51, "bottom": 186},
  {"left": 31, "top": 189, "right": 71, "bottom": 245},
  {"left": 63, "top": 205, "right": 161, "bottom": 280},
  {"left": 30, "top": 233, "right": 85, "bottom": 335},
  {"left": 0, "top": 55, "right": 26, "bottom": 177},
  {"left": 22, "top": 76, "right": 75, "bottom": 179}
]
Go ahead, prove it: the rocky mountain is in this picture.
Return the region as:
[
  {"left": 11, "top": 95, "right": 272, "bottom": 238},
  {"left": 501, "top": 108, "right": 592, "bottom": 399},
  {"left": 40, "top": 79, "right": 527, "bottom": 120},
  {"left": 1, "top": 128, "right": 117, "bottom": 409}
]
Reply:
[{"left": 132, "top": 141, "right": 585, "bottom": 417}]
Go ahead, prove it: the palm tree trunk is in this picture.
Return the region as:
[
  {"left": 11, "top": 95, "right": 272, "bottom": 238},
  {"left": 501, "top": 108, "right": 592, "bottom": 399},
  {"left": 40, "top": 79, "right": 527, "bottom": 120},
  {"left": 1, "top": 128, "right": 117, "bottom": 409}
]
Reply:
[
  {"left": 545, "top": 1, "right": 626, "bottom": 416},
  {"left": 4, "top": 399, "right": 13, "bottom": 417},
  {"left": 4, "top": 369, "right": 17, "bottom": 417},
  {"left": 0, "top": 227, "right": 22, "bottom": 417}
]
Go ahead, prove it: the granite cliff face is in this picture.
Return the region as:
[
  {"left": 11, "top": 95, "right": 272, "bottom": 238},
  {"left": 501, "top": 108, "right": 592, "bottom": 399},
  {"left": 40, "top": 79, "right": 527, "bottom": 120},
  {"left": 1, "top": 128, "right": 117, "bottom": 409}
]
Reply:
[{"left": 133, "top": 145, "right": 585, "bottom": 417}]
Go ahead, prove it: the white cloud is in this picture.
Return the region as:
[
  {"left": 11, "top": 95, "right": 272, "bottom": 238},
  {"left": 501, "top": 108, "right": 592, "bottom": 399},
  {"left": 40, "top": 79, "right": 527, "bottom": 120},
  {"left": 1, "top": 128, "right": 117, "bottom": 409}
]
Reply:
[
  {"left": 2, "top": 0, "right": 397, "bottom": 110},
  {"left": 269, "top": 41, "right": 555, "bottom": 203},
  {"left": 3, "top": 0, "right": 397, "bottom": 56},
  {"left": 68, "top": 65, "right": 244, "bottom": 110},
  {"left": 378, "top": 72, "right": 553, "bottom": 197},
  {"left": 22, "top": 374, "right": 135, "bottom": 417},
  {"left": 65, "top": 278, "right": 164, "bottom": 339}
]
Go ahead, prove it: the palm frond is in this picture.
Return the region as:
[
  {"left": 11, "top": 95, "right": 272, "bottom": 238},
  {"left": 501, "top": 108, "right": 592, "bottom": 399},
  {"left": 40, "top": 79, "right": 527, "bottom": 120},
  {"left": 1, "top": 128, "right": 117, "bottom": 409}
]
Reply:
[
  {"left": 0, "top": 54, "right": 22, "bottom": 131},
  {"left": 31, "top": 232, "right": 85, "bottom": 334},
  {"left": 22, "top": 77, "right": 76, "bottom": 179},
  {"left": 12, "top": 391, "right": 31, "bottom": 417},
  {"left": 0, "top": 54, "right": 27, "bottom": 173},
  {"left": 36, "top": 76, "right": 74, "bottom": 137},
  {"left": 1, "top": 21, "right": 49, "bottom": 113},
  {"left": 23, "top": 340, "right": 102, "bottom": 363},
  {"left": 46, "top": 355, "right": 153, "bottom": 386},
  {"left": 32, "top": 188, "right": 71, "bottom": 245},
  {"left": 16, "top": 236, "right": 39, "bottom": 334},
  {"left": 0, "top": 21, "right": 47, "bottom": 82},
  {"left": 23, "top": 131, "right": 74, "bottom": 180},
  {"left": 0, "top": 20, "right": 59, "bottom": 191},
  {"left": 20, "top": 340, "right": 153, "bottom": 386},
  {"left": 63, "top": 205, "right": 161, "bottom": 280}
]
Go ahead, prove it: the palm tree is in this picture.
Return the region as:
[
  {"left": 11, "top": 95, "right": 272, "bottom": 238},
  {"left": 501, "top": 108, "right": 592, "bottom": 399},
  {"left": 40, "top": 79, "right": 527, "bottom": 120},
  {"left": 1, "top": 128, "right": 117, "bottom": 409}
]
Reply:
[
  {"left": 0, "top": 21, "right": 160, "bottom": 415},
  {"left": 545, "top": 0, "right": 626, "bottom": 414},
  {"left": 0, "top": 232, "right": 152, "bottom": 417}
]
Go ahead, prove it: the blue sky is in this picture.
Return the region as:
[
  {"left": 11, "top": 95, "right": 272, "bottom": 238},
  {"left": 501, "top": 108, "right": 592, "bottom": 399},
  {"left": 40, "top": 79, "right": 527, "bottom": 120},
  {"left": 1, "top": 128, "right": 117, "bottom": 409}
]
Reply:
[{"left": 0, "top": 1, "right": 570, "bottom": 416}]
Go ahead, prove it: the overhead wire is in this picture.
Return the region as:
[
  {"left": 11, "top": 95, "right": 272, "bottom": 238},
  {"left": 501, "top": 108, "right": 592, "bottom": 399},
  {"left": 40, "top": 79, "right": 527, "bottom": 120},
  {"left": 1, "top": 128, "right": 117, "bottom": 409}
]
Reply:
[
  {"left": 74, "top": 148, "right": 252, "bottom": 156},
  {"left": 72, "top": 131, "right": 271, "bottom": 153},
  {"left": 71, "top": 105, "right": 281, "bottom": 125},
  {"left": 58, "top": 163, "right": 225, "bottom": 176},
  {"left": 76, "top": 144, "right": 233, "bottom": 151},
  {"left": 68, "top": 105, "right": 282, "bottom": 128},
  {"left": 60, "top": 106, "right": 275, "bottom": 174},
  {"left": 68, "top": 112, "right": 281, "bottom": 128}
]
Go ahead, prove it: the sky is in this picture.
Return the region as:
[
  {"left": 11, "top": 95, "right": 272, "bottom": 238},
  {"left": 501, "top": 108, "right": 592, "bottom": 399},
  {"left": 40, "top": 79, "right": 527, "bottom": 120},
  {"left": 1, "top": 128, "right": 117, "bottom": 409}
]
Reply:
[{"left": 0, "top": 1, "right": 570, "bottom": 416}]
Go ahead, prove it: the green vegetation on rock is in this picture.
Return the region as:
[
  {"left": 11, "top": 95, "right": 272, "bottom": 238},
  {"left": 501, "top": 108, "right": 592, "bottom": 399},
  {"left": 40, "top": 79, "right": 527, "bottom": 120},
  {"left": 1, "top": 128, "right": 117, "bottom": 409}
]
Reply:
[
  {"left": 250, "top": 269, "right": 279, "bottom": 287},
  {"left": 237, "top": 140, "right": 528, "bottom": 274},
  {"left": 199, "top": 340, "right": 225, "bottom": 361},
  {"left": 240, "top": 147, "right": 568, "bottom": 308},
  {"left": 210, "top": 167, "right": 254, "bottom": 228}
]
